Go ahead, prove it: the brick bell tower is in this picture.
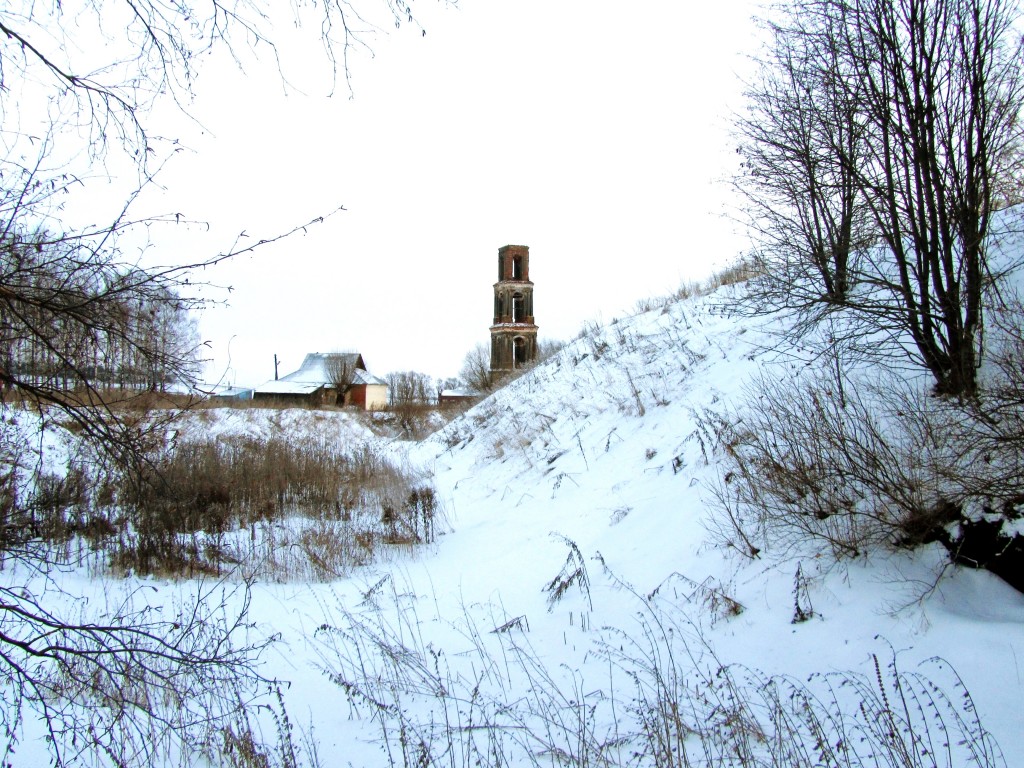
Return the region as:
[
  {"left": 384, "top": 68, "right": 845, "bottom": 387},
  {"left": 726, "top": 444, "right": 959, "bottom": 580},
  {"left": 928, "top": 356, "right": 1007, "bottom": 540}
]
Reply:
[{"left": 490, "top": 244, "right": 538, "bottom": 373}]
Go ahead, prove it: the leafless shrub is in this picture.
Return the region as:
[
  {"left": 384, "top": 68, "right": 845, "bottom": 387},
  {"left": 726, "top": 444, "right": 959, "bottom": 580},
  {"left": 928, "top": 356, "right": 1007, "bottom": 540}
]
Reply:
[
  {"left": 7, "top": 421, "right": 439, "bottom": 579},
  {"left": 376, "top": 402, "right": 447, "bottom": 441},
  {"left": 114, "top": 438, "right": 439, "bottom": 578},
  {"left": 457, "top": 338, "right": 566, "bottom": 402},
  {"left": 968, "top": 294, "right": 1024, "bottom": 482},
  {"left": 791, "top": 563, "right": 815, "bottom": 624},
  {"left": 459, "top": 342, "right": 497, "bottom": 394},
  {"left": 710, "top": 368, "right": 973, "bottom": 560},
  {"left": 702, "top": 294, "right": 1024, "bottom": 588}
]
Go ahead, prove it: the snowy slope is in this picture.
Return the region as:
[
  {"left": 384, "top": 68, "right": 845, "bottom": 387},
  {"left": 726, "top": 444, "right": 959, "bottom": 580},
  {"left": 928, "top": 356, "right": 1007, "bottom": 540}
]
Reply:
[
  {"left": 254, "top": 285, "right": 1022, "bottom": 765},
  {"left": 172, "top": 404, "right": 382, "bottom": 445}
]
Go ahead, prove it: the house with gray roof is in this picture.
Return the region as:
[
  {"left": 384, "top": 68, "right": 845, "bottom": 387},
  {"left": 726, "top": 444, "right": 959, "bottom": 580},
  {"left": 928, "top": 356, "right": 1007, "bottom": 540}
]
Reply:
[{"left": 252, "top": 352, "right": 388, "bottom": 410}]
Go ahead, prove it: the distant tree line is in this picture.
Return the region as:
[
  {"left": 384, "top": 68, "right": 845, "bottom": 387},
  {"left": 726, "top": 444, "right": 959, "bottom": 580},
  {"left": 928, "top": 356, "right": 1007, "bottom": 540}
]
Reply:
[
  {"left": 385, "top": 370, "right": 435, "bottom": 407},
  {"left": 1, "top": 230, "right": 199, "bottom": 399}
]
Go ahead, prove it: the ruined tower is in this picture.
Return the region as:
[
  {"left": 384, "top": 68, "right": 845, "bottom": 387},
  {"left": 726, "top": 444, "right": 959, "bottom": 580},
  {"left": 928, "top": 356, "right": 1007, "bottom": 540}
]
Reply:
[{"left": 490, "top": 244, "right": 538, "bottom": 373}]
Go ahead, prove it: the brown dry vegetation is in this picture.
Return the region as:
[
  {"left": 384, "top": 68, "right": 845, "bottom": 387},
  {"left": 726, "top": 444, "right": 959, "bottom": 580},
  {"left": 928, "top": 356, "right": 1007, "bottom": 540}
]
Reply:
[{"left": 11, "top": 419, "right": 440, "bottom": 580}]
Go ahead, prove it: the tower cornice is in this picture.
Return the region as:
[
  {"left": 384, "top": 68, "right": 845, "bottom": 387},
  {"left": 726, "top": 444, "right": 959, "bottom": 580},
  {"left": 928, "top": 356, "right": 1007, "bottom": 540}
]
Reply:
[{"left": 493, "top": 279, "right": 535, "bottom": 288}]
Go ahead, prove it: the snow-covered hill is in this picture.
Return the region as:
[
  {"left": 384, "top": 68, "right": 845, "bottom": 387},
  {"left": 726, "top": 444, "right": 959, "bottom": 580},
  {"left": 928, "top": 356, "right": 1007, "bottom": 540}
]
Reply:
[{"left": 253, "top": 284, "right": 1023, "bottom": 765}]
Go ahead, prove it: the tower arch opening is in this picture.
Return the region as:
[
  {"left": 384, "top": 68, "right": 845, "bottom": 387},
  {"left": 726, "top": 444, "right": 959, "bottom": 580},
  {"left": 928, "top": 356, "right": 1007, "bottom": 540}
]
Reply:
[
  {"left": 512, "top": 293, "right": 525, "bottom": 323},
  {"left": 513, "top": 336, "right": 527, "bottom": 367}
]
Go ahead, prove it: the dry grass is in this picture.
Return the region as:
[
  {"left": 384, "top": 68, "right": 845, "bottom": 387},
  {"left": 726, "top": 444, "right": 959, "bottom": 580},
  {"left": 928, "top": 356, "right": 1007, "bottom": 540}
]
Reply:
[
  {"left": 7, "top": 417, "right": 440, "bottom": 579},
  {"left": 708, "top": 369, "right": 959, "bottom": 560},
  {"left": 626, "top": 260, "right": 762, "bottom": 318},
  {"left": 316, "top": 575, "right": 1005, "bottom": 768},
  {"left": 706, "top": 357, "right": 1024, "bottom": 587},
  {"left": 110, "top": 437, "right": 439, "bottom": 578}
]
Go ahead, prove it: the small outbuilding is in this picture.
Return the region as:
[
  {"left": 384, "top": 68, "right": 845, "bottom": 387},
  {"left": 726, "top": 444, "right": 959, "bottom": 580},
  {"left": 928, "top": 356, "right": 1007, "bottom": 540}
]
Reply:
[
  {"left": 345, "top": 368, "right": 389, "bottom": 411},
  {"left": 206, "top": 384, "right": 255, "bottom": 403},
  {"left": 438, "top": 389, "right": 479, "bottom": 408}
]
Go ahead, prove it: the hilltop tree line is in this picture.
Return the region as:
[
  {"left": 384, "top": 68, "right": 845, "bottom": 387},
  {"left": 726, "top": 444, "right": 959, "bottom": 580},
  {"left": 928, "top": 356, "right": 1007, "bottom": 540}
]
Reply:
[{"left": 735, "top": 0, "right": 1024, "bottom": 397}]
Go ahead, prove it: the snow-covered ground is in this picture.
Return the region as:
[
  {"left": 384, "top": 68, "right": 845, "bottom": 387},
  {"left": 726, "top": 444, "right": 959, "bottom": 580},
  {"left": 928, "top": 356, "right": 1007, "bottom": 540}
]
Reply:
[
  {"left": 253, "top": 286, "right": 1022, "bottom": 765},
  {"left": 6, "top": 284, "right": 1024, "bottom": 765}
]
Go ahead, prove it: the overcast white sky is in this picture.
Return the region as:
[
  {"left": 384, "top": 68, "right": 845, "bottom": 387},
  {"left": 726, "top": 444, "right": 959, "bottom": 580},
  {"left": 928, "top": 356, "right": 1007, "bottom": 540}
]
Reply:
[{"left": 132, "top": 0, "right": 760, "bottom": 387}]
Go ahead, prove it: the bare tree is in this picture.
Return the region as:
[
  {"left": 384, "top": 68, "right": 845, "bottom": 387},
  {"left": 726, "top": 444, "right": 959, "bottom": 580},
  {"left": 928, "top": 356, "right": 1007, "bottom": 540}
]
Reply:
[
  {"left": 737, "top": 0, "right": 1024, "bottom": 396},
  {"left": 853, "top": 0, "right": 1024, "bottom": 395},
  {"left": 323, "top": 352, "right": 356, "bottom": 405},
  {"left": 385, "top": 370, "right": 433, "bottom": 407},
  {"left": 459, "top": 342, "right": 495, "bottom": 394},
  {"left": 323, "top": 355, "right": 354, "bottom": 387},
  {"left": 435, "top": 376, "right": 462, "bottom": 395},
  {"left": 734, "top": 3, "right": 871, "bottom": 315},
  {"left": 0, "top": 1, "right": 436, "bottom": 159}
]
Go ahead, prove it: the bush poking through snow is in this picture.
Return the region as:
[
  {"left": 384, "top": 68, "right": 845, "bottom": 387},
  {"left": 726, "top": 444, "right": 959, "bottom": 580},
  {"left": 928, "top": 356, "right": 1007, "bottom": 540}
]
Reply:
[
  {"left": 712, "top": 369, "right": 950, "bottom": 559},
  {"left": 543, "top": 535, "right": 593, "bottom": 612},
  {"left": 715, "top": 372, "right": 976, "bottom": 549},
  {"left": 791, "top": 562, "right": 815, "bottom": 624},
  {"left": 0, "top": 412, "right": 440, "bottom": 580},
  {"left": 710, "top": 360, "right": 1024, "bottom": 590}
]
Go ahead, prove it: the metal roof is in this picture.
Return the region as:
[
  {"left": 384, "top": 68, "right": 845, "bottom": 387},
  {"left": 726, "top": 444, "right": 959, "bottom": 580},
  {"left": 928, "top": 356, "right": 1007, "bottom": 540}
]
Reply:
[
  {"left": 254, "top": 351, "right": 383, "bottom": 394},
  {"left": 254, "top": 379, "right": 324, "bottom": 395}
]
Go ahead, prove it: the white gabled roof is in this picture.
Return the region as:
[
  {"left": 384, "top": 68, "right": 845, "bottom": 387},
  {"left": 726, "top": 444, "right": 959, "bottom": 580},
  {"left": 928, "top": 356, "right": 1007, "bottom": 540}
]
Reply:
[
  {"left": 279, "top": 352, "right": 361, "bottom": 385},
  {"left": 253, "top": 351, "right": 386, "bottom": 395},
  {"left": 254, "top": 379, "right": 324, "bottom": 395},
  {"left": 352, "top": 369, "right": 386, "bottom": 387}
]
